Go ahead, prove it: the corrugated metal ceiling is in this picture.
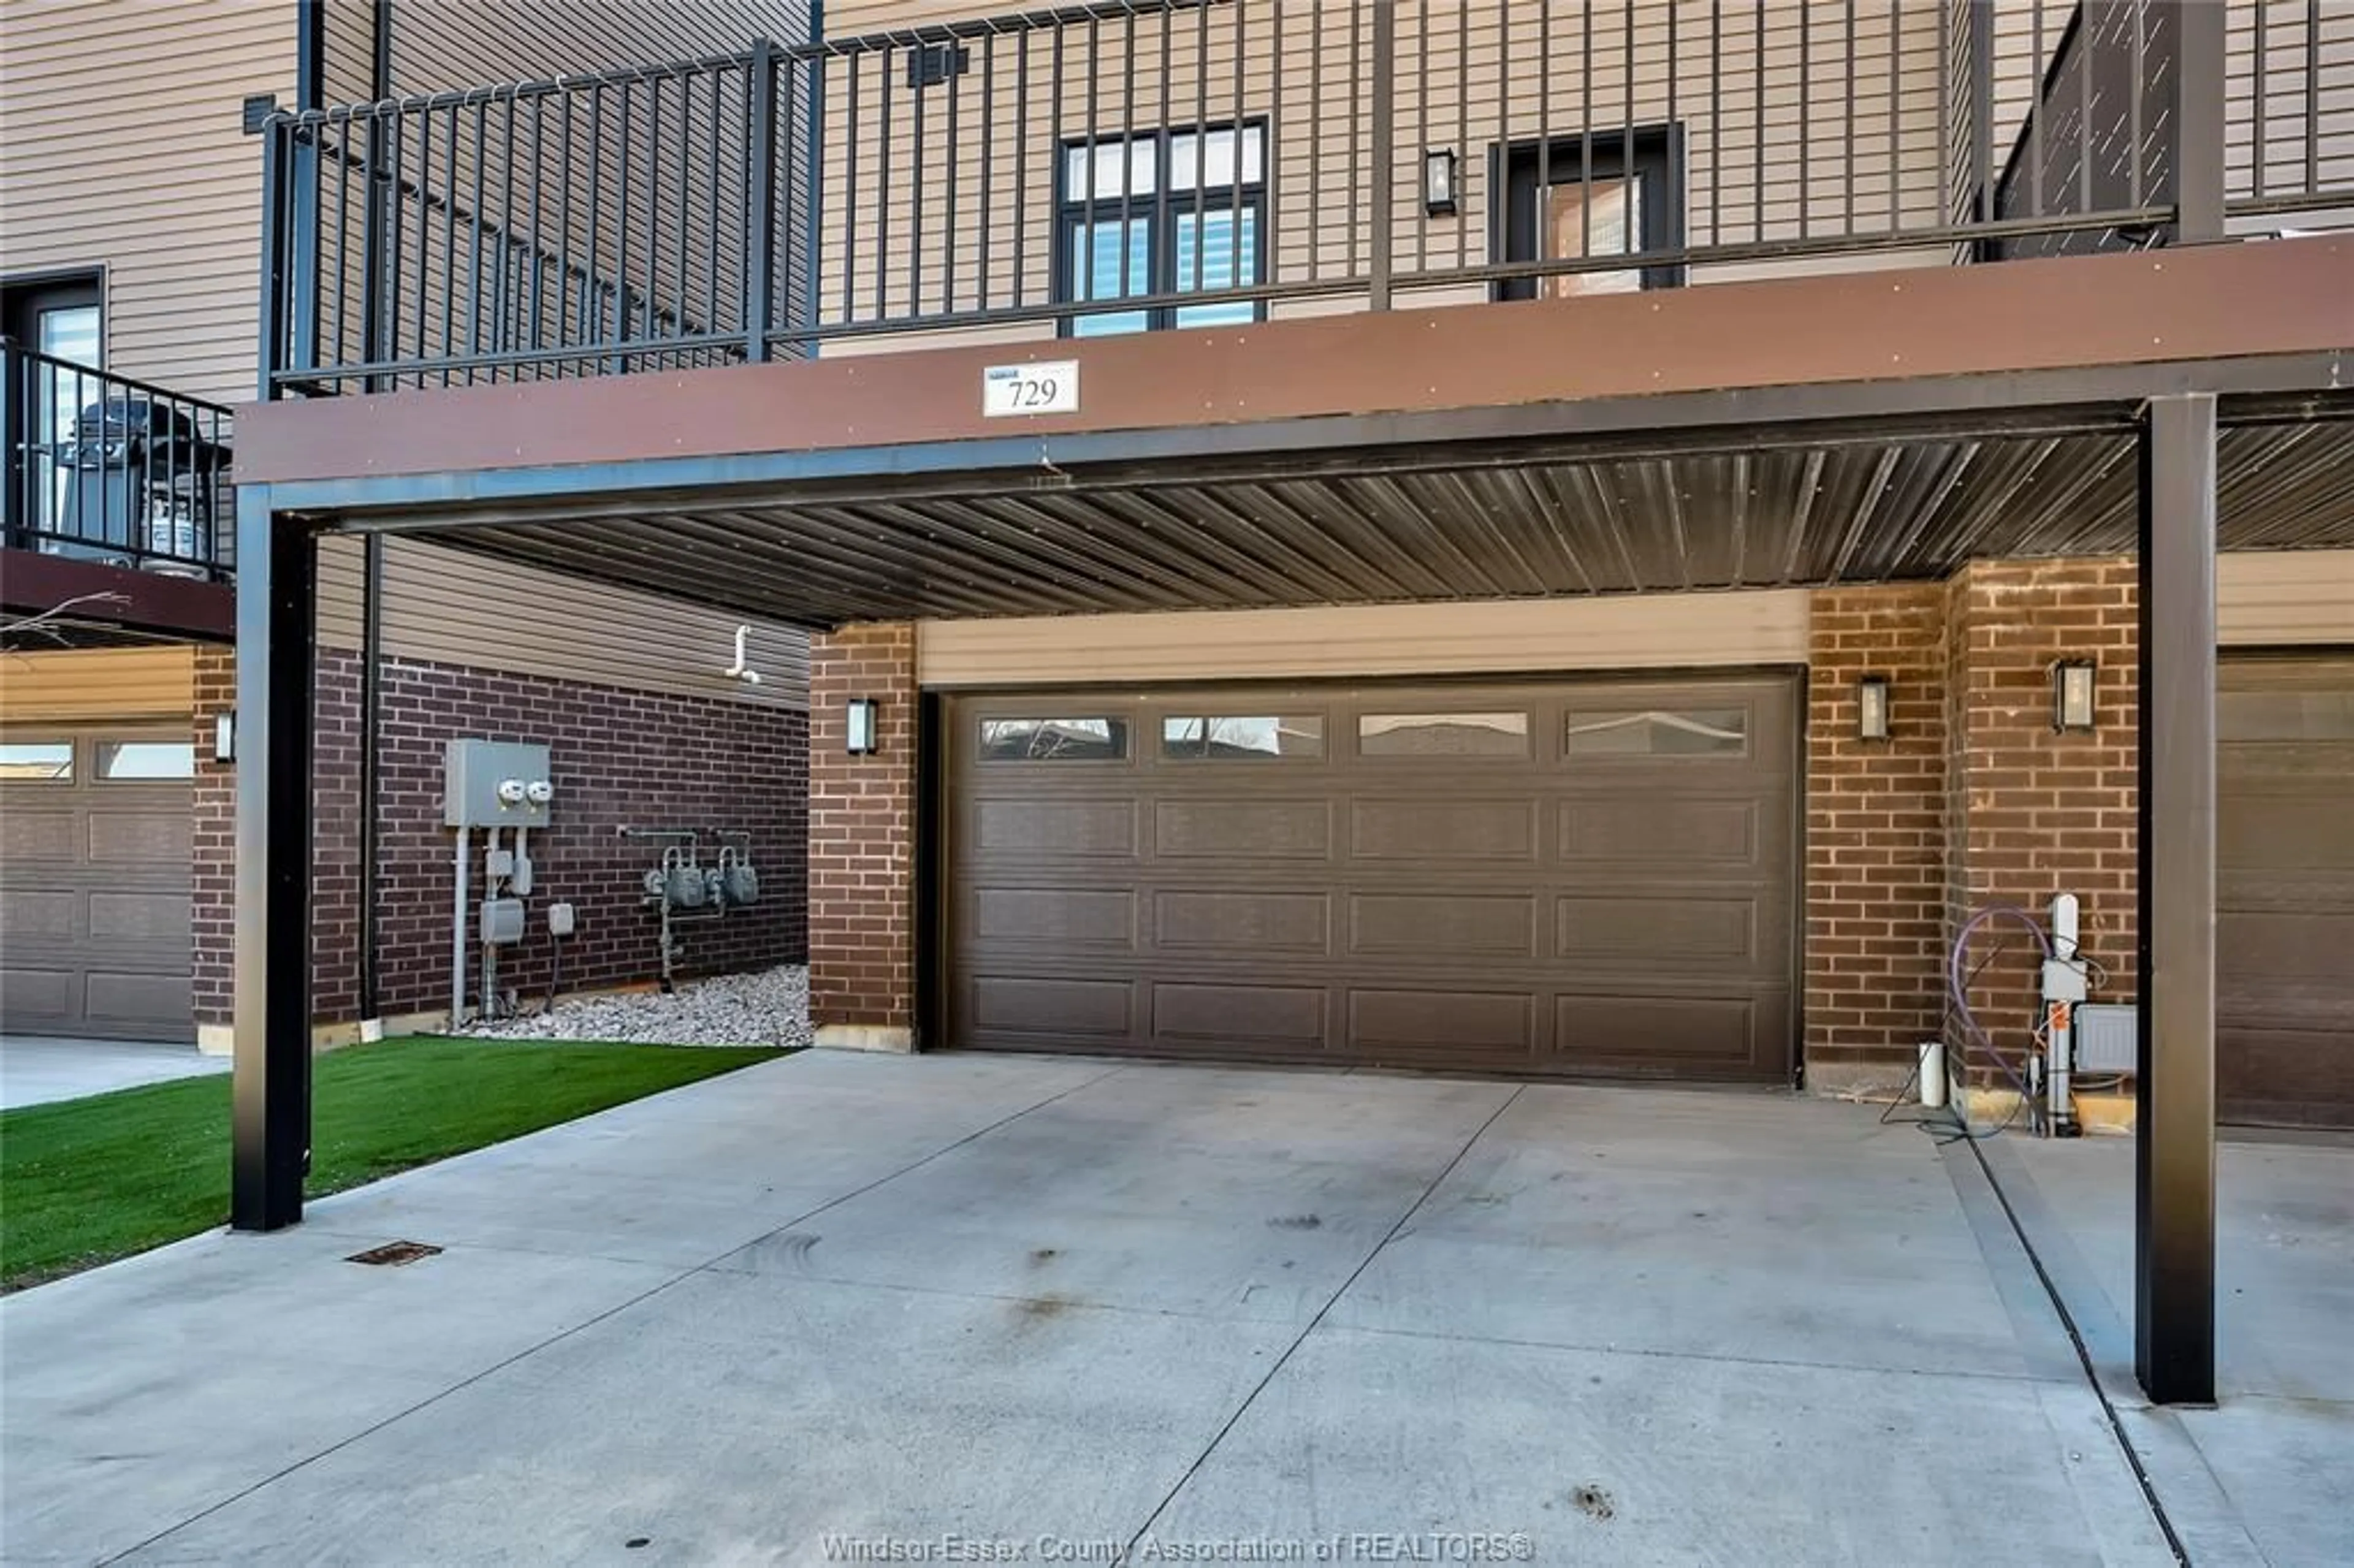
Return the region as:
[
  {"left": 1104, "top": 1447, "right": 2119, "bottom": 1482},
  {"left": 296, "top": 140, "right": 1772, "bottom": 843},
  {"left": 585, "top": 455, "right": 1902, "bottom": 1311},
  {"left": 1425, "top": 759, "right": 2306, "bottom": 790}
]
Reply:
[{"left": 410, "top": 421, "right": 2354, "bottom": 628}]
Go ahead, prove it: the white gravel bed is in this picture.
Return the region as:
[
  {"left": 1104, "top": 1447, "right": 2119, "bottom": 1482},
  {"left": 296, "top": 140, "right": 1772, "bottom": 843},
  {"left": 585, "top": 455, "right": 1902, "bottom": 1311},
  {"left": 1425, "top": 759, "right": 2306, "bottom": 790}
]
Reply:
[{"left": 463, "top": 962, "right": 811, "bottom": 1049}]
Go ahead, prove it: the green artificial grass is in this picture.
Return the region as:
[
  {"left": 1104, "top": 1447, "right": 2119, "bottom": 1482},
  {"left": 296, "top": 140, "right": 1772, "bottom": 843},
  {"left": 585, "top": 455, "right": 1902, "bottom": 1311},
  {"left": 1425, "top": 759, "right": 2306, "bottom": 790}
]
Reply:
[{"left": 0, "top": 1036, "right": 783, "bottom": 1290}]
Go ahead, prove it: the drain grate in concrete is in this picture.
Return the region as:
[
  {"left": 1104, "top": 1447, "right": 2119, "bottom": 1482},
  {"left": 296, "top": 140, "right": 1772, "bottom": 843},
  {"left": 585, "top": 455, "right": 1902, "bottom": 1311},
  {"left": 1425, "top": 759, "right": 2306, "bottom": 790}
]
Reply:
[{"left": 345, "top": 1240, "right": 444, "bottom": 1267}]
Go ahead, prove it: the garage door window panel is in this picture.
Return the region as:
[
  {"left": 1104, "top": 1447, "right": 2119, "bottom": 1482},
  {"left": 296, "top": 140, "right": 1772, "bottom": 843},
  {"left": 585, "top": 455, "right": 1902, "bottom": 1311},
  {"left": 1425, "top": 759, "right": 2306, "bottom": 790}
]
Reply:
[
  {"left": 0, "top": 740, "right": 75, "bottom": 781},
  {"left": 1566, "top": 707, "right": 1749, "bottom": 758},
  {"left": 94, "top": 740, "right": 196, "bottom": 780},
  {"left": 1162, "top": 715, "right": 1325, "bottom": 760},
  {"left": 977, "top": 717, "right": 1130, "bottom": 762},
  {"left": 1357, "top": 711, "right": 1531, "bottom": 759}
]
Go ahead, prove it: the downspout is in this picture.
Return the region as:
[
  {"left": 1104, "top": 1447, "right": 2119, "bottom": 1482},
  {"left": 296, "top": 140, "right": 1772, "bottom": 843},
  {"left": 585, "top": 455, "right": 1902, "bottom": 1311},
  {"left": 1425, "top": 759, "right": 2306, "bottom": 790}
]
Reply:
[
  {"left": 356, "top": 4, "right": 393, "bottom": 1033},
  {"left": 358, "top": 532, "right": 384, "bottom": 1030}
]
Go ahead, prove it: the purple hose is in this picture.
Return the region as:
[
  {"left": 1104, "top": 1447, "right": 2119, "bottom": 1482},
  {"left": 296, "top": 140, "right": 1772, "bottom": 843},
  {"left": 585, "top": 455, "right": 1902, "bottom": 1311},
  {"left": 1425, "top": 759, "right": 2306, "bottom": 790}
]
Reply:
[{"left": 1947, "top": 904, "right": 2054, "bottom": 1095}]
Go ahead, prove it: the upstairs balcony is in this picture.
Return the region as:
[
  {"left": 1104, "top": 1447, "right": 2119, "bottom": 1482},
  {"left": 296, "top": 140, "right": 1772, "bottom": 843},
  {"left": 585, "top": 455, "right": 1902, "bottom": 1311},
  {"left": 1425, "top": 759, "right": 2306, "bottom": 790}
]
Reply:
[
  {"left": 254, "top": 0, "right": 2354, "bottom": 397},
  {"left": 2, "top": 340, "right": 235, "bottom": 641}
]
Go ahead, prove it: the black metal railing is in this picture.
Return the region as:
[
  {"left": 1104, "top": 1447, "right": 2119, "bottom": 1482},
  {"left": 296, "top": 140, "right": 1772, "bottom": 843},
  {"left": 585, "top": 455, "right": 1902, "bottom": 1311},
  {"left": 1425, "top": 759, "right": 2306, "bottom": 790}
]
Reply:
[
  {"left": 2, "top": 340, "right": 235, "bottom": 579},
  {"left": 260, "top": 0, "right": 2354, "bottom": 394}
]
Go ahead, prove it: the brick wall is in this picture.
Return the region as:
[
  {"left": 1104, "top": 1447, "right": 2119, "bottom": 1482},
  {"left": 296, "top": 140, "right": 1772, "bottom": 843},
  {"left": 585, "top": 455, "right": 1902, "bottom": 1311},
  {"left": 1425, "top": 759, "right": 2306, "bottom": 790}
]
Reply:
[
  {"left": 194, "top": 652, "right": 808, "bottom": 1027},
  {"left": 1802, "top": 558, "right": 2141, "bottom": 1094},
  {"left": 806, "top": 622, "right": 918, "bottom": 1046},
  {"left": 1945, "top": 557, "right": 2141, "bottom": 1065},
  {"left": 1804, "top": 584, "right": 1951, "bottom": 1090}
]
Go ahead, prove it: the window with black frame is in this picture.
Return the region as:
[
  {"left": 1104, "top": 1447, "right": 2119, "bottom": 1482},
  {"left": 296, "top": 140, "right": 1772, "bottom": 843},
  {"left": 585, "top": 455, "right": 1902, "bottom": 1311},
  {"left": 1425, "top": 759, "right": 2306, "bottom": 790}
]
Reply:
[
  {"left": 1493, "top": 127, "right": 1683, "bottom": 299},
  {"left": 1058, "top": 122, "right": 1266, "bottom": 336}
]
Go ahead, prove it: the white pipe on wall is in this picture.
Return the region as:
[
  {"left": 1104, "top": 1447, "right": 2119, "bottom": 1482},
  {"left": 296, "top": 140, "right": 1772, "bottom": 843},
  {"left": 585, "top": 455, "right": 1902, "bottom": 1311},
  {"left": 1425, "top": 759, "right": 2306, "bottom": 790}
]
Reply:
[{"left": 450, "top": 826, "right": 471, "bottom": 1026}]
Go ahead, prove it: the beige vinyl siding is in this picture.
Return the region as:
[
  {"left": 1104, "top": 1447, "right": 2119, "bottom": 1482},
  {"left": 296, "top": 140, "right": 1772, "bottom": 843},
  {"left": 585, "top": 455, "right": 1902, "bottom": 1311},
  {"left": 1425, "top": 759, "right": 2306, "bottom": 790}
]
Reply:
[
  {"left": 320, "top": 0, "right": 376, "bottom": 102},
  {"left": 0, "top": 647, "right": 197, "bottom": 722},
  {"left": 2228, "top": 0, "right": 2354, "bottom": 206},
  {"left": 0, "top": 0, "right": 293, "bottom": 406},
  {"left": 314, "top": 536, "right": 811, "bottom": 707},
  {"left": 2218, "top": 550, "right": 2354, "bottom": 646},
  {"left": 914, "top": 588, "right": 1811, "bottom": 687},
  {"left": 915, "top": 555, "right": 2354, "bottom": 688}
]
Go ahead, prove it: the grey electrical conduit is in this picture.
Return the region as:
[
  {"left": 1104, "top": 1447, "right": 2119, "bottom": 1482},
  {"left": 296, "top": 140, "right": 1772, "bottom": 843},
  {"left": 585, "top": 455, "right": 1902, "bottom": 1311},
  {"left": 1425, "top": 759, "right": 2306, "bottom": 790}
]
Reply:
[{"left": 1946, "top": 903, "right": 2055, "bottom": 1108}]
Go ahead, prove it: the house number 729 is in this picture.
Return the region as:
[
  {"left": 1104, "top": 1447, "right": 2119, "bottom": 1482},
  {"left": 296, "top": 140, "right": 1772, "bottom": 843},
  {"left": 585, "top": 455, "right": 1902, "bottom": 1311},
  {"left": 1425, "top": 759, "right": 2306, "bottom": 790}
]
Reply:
[{"left": 983, "top": 359, "right": 1080, "bottom": 417}]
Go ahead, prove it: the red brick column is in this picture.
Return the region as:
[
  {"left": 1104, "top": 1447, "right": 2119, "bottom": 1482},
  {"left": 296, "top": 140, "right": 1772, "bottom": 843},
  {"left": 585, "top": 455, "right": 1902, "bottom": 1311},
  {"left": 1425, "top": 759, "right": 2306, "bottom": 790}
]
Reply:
[
  {"left": 807, "top": 623, "right": 918, "bottom": 1049},
  {"left": 1803, "top": 584, "right": 1951, "bottom": 1092},
  {"left": 1945, "top": 557, "right": 2141, "bottom": 1057},
  {"left": 190, "top": 645, "right": 237, "bottom": 1050}
]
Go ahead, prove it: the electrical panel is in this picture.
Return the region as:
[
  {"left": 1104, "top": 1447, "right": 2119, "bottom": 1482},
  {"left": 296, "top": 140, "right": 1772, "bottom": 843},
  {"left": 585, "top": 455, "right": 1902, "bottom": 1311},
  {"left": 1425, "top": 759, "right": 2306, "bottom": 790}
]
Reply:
[
  {"left": 444, "top": 739, "right": 554, "bottom": 828},
  {"left": 2074, "top": 1004, "right": 2138, "bottom": 1075},
  {"left": 479, "top": 897, "right": 527, "bottom": 945}
]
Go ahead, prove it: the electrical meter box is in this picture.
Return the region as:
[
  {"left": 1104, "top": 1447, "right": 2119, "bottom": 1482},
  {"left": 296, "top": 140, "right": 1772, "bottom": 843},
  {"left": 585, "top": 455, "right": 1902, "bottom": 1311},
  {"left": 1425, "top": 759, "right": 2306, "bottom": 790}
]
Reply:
[
  {"left": 479, "top": 897, "right": 527, "bottom": 945},
  {"left": 444, "top": 739, "right": 553, "bottom": 828}
]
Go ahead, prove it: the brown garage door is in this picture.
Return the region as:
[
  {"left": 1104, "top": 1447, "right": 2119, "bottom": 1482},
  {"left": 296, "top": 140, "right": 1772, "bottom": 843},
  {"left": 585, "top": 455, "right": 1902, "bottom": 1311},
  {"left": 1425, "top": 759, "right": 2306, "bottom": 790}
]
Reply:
[
  {"left": 2219, "top": 654, "right": 2354, "bottom": 1128},
  {"left": 942, "top": 674, "right": 1798, "bottom": 1080},
  {"left": 0, "top": 728, "right": 196, "bottom": 1041}
]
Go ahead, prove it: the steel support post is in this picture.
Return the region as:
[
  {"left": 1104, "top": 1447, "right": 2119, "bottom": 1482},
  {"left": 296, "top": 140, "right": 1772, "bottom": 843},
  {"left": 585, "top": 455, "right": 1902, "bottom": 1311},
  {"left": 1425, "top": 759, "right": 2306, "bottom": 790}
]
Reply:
[
  {"left": 2170, "top": 0, "right": 2228, "bottom": 243},
  {"left": 745, "top": 37, "right": 781, "bottom": 363},
  {"left": 2135, "top": 391, "right": 2218, "bottom": 1406},
  {"left": 230, "top": 486, "right": 316, "bottom": 1232}
]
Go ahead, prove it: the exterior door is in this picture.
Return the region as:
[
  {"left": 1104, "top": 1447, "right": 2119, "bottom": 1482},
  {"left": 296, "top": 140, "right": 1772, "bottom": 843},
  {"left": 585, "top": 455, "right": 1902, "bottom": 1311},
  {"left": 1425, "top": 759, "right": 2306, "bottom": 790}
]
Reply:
[
  {"left": 941, "top": 674, "right": 1799, "bottom": 1081},
  {"left": 3, "top": 273, "right": 103, "bottom": 539}
]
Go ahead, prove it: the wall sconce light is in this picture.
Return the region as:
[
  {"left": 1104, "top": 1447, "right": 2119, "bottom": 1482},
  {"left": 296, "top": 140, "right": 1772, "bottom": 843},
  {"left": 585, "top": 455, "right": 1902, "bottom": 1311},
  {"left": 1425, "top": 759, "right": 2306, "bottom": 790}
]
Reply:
[
  {"left": 1423, "top": 148, "right": 1458, "bottom": 216},
  {"left": 1857, "top": 676, "right": 1891, "bottom": 742},
  {"left": 213, "top": 710, "right": 236, "bottom": 764},
  {"left": 844, "top": 697, "right": 880, "bottom": 756},
  {"left": 2052, "top": 660, "right": 2098, "bottom": 733}
]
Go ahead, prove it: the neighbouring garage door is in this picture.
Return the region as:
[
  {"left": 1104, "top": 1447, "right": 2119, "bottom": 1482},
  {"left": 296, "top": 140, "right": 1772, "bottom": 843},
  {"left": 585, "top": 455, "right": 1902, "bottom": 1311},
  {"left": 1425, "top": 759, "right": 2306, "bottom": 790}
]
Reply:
[
  {"left": 943, "top": 675, "right": 1798, "bottom": 1080},
  {"left": 0, "top": 728, "right": 196, "bottom": 1041},
  {"left": 2219, "top": 654, "right": 2354, "bottom": 1128}
]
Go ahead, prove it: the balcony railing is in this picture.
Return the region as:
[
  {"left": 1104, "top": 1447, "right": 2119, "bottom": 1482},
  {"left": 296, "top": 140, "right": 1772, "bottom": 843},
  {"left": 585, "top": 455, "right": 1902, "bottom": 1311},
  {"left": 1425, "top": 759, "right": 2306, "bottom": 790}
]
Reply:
[
  {"left": 2, "top": 340, "right": 235, "bottom": 580},
  {"left": 258, "top": 0, "right": 2354, "bottom": 395}
]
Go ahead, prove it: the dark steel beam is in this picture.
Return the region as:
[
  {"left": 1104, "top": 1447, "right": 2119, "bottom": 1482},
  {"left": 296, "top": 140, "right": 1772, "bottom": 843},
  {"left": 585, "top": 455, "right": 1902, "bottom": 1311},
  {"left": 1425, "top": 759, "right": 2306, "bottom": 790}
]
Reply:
[
  {"left": 231, "top": 487, "right": 314, "bottom": 1233},
  {"left": 269, "top": 352, "right": 2354, "bottom": 527},
  {"left": 2135, "top": 390, "right": 2219, "bottom": 1407}
]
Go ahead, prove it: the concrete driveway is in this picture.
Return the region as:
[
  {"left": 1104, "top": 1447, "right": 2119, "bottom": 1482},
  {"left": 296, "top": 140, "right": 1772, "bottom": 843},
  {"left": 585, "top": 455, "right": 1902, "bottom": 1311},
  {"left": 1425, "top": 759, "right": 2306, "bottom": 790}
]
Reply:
[
  {"left": 0, "top": 1037, "right": 225, "bottom": 1111},
  {"left": 1990, "top": 1134, "right": 2354, "bottom": 1568},
  {"left": 2, "top": 1052, "right": 2181, "bottom": 1564}
]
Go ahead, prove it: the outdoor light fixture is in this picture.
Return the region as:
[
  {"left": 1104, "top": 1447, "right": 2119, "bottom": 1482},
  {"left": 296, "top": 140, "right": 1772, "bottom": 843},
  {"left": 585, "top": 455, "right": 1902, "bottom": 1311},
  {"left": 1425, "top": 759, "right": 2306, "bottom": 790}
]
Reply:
[
  {"left": 214, "top": 710, "right": 236, "bottom": 764},
  {"left": 2052, "top": 659, "right": 2098, "bottom": 733},
  {"left": 1857, "top": 676, "right": 1891, "bottom": 741},
  {"left": 844, "top": 697, "right": 880, "bottom": 756},
  {"left": 1423, "top": 148, "right": 1458, "bottom": 216}
]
